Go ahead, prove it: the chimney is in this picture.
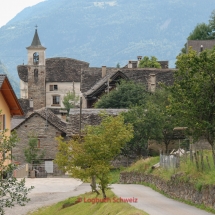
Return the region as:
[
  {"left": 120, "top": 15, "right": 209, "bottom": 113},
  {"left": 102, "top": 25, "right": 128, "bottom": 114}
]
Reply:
[
  {"left": 128, "top": 61, "right": 133, "bottom": 68},
  {"left": 200, "top": 45, "right": 204, "bottom": 52},
  {"left": 148, "top": 74, "right": 156, "bottom": 92},
  {"left": 137, "top": 56, "right": 142, "bottom": 67},
  {"left": 102, "top": 66, "right": 106, "bottom": 78},
  {"left": 29, "top": 98, "right": 34, "bottom": 111}
]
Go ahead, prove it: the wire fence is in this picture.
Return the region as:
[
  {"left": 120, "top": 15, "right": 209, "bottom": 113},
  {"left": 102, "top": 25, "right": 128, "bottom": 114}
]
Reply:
[{"left": 160, "top": 154, "right": 180, "bottom": 169}]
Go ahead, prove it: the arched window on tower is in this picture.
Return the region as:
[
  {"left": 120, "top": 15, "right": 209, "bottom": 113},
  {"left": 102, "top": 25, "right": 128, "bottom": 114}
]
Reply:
[
  {"left": 34, "top": 69, "right": 38, "bottom": 83},
  {"left": 33, "top": 52, "right": 39, "bottom": 65}
]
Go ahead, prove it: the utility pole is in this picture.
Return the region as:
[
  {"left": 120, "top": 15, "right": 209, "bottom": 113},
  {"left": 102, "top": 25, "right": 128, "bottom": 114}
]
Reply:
[
  {"left": 107, "top": 70, "right": 109, "bottom": 94},
  {"left": 79, "top": 96, "right": 82, "bottom": 136}
]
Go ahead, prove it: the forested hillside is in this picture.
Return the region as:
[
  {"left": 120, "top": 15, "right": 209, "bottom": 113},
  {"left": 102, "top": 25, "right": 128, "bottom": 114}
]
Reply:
[{"left": 0, "top": 0, "right": 215, "bottom": 95}]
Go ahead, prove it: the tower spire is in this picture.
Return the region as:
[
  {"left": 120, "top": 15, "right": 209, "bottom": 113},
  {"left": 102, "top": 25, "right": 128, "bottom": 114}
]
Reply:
[{"left": 31, "top": 26, "right": 42, "bottom": 47}]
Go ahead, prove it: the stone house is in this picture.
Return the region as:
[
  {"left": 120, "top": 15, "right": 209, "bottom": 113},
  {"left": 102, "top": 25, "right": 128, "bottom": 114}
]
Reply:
[
  {"left": 187, "top": 40, "right": 215, "bottom": 53},
  {"left": 17, "top": 28, "right": 89, "bottom": 117},
  {"left": 81, "top": 66, "right": 175, "bottom": 108},
  {"left": 12, "top": 108, "right": 67, "bottom": 175},
  {"left": 17, "top": 28, "right": 176, "bottom": 111}
]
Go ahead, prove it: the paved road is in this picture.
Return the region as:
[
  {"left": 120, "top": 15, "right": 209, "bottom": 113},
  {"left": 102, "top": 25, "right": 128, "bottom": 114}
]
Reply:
[
  {"left": 4, "top": 179, "right": 214, "bottom": 215},
  {"left": 111, "top": 184, "right": 214, "bottom": 215},
  {"left": 5, "top": 178, "right": 91, "bottom": 215}
]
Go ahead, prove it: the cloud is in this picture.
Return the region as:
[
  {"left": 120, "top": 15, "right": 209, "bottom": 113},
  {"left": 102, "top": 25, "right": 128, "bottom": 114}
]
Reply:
[
  {"left": 93, "top": 1, "right": 117, "bottom": 8},
  {"left": 160, "top": 19, "right": 172, "bottom": 30}
]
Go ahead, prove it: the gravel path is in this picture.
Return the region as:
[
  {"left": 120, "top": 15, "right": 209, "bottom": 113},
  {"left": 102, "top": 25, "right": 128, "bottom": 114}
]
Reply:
[{"left": 4, "top": 179, "right": 91, "bottom": 215}]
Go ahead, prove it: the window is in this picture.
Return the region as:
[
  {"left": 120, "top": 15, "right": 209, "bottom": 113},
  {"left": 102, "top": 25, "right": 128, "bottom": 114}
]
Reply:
[
  {"left": 0, "top": 114, "right": 6, "bottom": 130},
  {"left": 49, "top": 85, "right": 58, "bottom": 91},
  {"left": 33, "top": 52, "right": 39, "bottom": 65},
  {"left": 34, "top": 69, "right": 38, "bottom": 83},
  {"left": 53, "top": 95, "right": 60, "bottom": 105},
  {"left": 37, "top": 139, "right": 40, "bottom": 148}
]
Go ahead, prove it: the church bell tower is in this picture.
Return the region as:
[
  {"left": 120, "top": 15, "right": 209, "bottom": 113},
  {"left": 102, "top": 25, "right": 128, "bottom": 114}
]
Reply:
[{"left": 26, "top": 27, "right": 46, "bottom": 110}]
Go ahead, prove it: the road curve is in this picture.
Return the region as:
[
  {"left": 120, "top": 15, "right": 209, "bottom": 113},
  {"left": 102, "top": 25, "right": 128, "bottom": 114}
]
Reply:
[
  {"left": 5, "top": 179, "right": 91, "bottom": 215},
  {"left": 111, "top": 184, "right": 213, "bottom": 215}
]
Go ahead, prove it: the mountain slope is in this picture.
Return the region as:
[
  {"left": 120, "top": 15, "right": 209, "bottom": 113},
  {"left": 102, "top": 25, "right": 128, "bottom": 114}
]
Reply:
[{"left": 0, "top": 0, "right": 215, "bottom": 95}]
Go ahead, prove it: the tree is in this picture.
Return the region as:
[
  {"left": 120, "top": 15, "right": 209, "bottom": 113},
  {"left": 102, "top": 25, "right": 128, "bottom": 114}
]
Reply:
[
  {"left": 116, "top": 62, "right": 120, "bottom": 68},
  {"left": 145, "top": 89, "right": 177, "bottom": 153},
  {"left": 180, "top": 10, "right": 215, "bottom": 54},
  {"left": 122, "top": 89, "right": 176, "bottom": 157},
  {"left": 63, "top": 91, "right": 79, "bottom": 115},
  {"left": 168, "top": 47, "right": 215, "bottom": 166},
  {"left": 94, "top": 80, "right": 148, "bottom": 108},
  {"left": 0, "top": 121, "right": 33, "bottom": 215},
  {"left": 188, "top": 23, "right": 213, "bottom": 40},
  {"left": 138, "top": 56, "right": 161, "bottom": 68},
  {"left": 209, "top": 9, "right": 215, "bottom": 32},
  {"left": 55, "top": 113, "right": 133, "bottom": 198},
  {"left": 24, "top": 136, "right": 45, "bottom": 167}
]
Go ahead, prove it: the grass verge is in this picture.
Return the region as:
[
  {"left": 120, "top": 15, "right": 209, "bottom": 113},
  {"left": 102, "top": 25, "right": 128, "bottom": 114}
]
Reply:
[{"left": 28, "top": 190, "right": 148, "bottom": 215}]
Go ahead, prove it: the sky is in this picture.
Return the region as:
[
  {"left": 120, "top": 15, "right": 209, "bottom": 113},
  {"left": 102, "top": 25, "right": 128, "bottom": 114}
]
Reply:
[{"left": 0, "top": 0, "right": 45, "bottom": 28}]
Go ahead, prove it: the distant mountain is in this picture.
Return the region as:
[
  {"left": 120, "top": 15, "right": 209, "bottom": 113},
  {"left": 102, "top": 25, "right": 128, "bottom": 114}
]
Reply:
[{"left": 0, "top": 0, "right": 215, "bottom": 96}]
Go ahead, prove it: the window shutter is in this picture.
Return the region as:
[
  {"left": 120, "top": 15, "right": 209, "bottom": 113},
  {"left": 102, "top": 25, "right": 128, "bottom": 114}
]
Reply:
[
  {"left": 50, "top": 85, "right": 54, "bottom": 91},
  {"left": 3, "top": 114, "right": 6, "bottom": 130}
]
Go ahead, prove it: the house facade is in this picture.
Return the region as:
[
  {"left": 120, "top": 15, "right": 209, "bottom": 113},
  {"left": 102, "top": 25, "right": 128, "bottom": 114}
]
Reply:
[
  {"left": 12, "top": 108, "right": 68, "bottom": 175},
  {"left": 0, "top": 75, "right": 23, "bottom": 166}
]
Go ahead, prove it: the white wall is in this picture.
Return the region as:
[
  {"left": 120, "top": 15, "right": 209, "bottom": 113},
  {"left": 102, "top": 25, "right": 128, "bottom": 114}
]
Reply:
[
  {"left": 20, "top": 80, "right": 28, "bottom": 99},
  {"left": 46, "top": 82, "right": 81, "bottom": 108}
]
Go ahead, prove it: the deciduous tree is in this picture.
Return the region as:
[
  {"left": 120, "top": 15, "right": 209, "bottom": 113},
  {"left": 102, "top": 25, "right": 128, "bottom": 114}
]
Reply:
[
  {"left": 24, "top": 136, "right": 45, "bottom": 167},
  {"left": 0, "top": 119, "right": 33, "bottom": 215},
  {"left": 55, "top": 113, "right": 133, "bottom": 198},
  {"left": 138, "top": 56, "right": 161, "bottom": 68},
  {"left": 94, "top": 80, "right": 148, "bottom": 108},
  {"left": 63, "top": 91, "right": 79, "bottom": 115},
  {"left": 168, "top": 48, "right": 215, "bottom": 166}
]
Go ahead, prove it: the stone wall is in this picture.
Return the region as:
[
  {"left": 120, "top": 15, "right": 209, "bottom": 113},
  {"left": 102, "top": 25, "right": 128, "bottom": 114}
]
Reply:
[
  {"left": 120, "top": 172, "right": 215, "bottom": 210},
  {"left": 13, "top": 114, "right": 65, "bottom": 176}
]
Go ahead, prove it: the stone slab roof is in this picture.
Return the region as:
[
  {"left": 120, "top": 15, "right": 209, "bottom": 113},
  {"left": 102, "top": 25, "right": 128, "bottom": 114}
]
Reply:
[
  {"left": 187, "top": 40, "right": 215, "bottom": 53},
  {"left": 12, "top": 108, "right": 67, "bottom": 134},
  {"left": 18, "top": 57, "right": 90, "bottom": 83},
  {"left": 18, "top": 99, "right": 30, "bottom": 115},
  {"left": 84, "top": 71, "right": 128, "bottom": 98},
  {"left": 81, "top": 67, "right": 118, "bottom": 93},
  {"left": 69, "top": 108, "right": 128, "bottom": 115},
  {"left": 11, "top": 118, "right": 25, "bottom": 130},
  {"left": 81, "top": 68, "right": 176, "bottom": 94}
]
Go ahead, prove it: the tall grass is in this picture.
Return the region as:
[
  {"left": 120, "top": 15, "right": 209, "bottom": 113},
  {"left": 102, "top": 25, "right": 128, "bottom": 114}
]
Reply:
[{"left": 123, "top": 151, "right": 215, "bottom": 185}]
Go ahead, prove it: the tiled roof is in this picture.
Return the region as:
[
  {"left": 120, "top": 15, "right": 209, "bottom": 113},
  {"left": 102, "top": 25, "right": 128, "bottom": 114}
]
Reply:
[
  {"left": 0, "top": 75, "right": 24, "bottom": 116},
  {"left": 12, "top": 108, "right": 67, "bottom": 133},
  {"left": 0, "top": 74, "right": 6, "bottom": 88},
  {"left": 187, "top": 40, "right": 215, "bottom": 53}
]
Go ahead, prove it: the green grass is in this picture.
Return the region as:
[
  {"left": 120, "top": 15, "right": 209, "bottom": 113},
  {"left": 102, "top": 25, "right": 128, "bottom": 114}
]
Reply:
[
  {"left": 28, "top": 190, "right": 148, "bottom": 215},
  {"left": 124, "top": 157, "right": 160, "bottom": 174},
  {"left": 124, "top": 151, "right": 215, "bottom": 186}
]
